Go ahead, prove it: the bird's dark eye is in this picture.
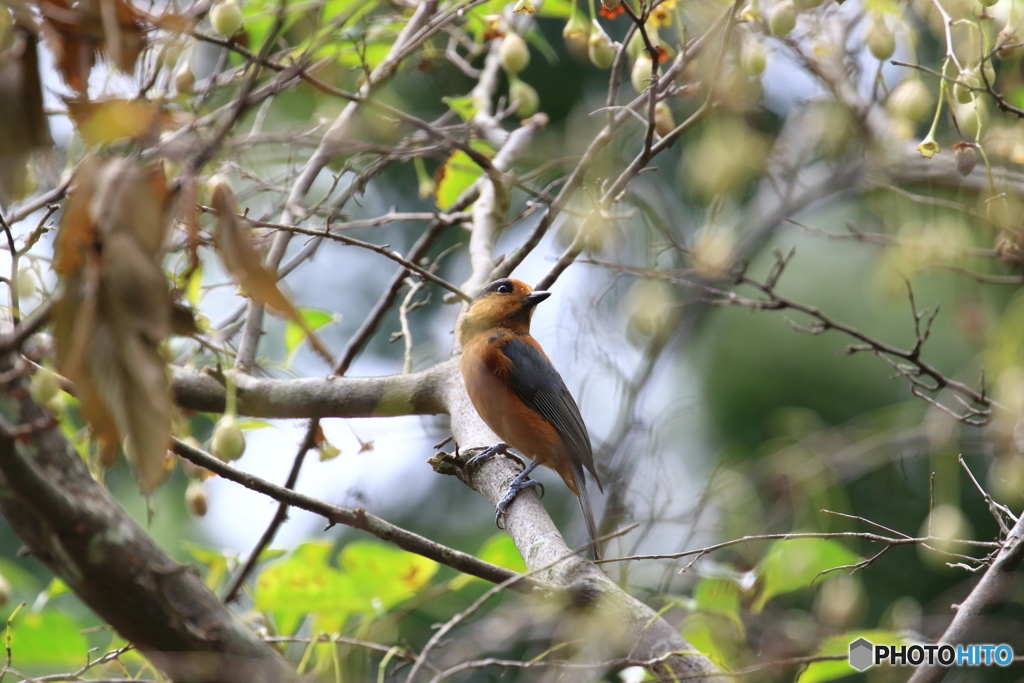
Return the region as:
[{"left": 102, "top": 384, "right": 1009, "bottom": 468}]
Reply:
[{"left": 497, "top": 283, "right": 513, "bottom": 294}]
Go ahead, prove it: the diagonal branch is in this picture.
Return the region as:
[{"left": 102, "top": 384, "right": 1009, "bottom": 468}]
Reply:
[
  {"left": 171, "top": 437, "right": 532, "bottom": 591},
  {"left": 906, "top": 509, "right": 1024, "bottom": 683}
]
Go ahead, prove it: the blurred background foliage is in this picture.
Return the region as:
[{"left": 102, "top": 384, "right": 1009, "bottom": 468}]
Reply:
[{"left": 1, "top": 0, "right": 1024, "bottom": 675}]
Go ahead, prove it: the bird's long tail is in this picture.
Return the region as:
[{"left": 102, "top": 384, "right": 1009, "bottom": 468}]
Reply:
[{"left": 573, "top": 466, "right": 601, "bottom": 560}]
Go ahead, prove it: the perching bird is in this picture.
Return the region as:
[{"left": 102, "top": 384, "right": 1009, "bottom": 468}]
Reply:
[{"left": 459, "top": 277, "right": 602, "bottom": 548}]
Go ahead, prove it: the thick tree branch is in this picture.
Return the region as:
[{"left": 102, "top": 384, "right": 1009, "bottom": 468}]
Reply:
[
  {"left": 0, "top": 359, "right": 300, "bottom": 683},
  {"left": 170, "top": 363, "right": 446, "bottom": 417}
]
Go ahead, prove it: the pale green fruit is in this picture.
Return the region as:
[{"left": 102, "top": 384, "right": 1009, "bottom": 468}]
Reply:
[
  {"left": 563, "top": 13, "right": 590, "bottom": 59},
  {"left": 626, "top": 28, "right": 648, "bottom": 59},
  {"left": 30, "top": 367, "right": 60, "bottom": 405},
  {"left": 887, "top": 78, "right": 932, "bottom": 122},
  {"left": 0, "top": 574, "right": 10, "bottom": 607},
  {"left": 211, "top": 414, "right": 246, "bottom": 461},
  {"left": 865, "top": 15, "right": 895, "bottom": 60},
  {"left": 769, "top": 1, "right": 798, "bottom": 36},
  {"left": 509, "top": 79, "right": 539, "bottom": 117},
  {"left": 955, "top": 99, "right": 986, "bottom": 139},
  {"left": 588, "top": 24, "right": 617, "bottom": 69},
  {"left": 741, "top": 40, "right": 767, "bottom": 75},
  {"left": 16, "top": 267, "right": 38, "bottom": 299},
  {"left": 954, "top": 70, "right": 979, "bottom": 104},
  {"left": 162, "top": 39, "right": 185, "bottom": 68},
  {"left": 654, "top": 101, "right": 675, "bottom": 137},
  {"left": 210, "top": 0, "right": 243, "bottom": 36},
  {"left": 631, "top": 55, "right": 654, "bottom": 92},
  {"left": 499, "top": 33, "right": 530, "bottom": 74}
]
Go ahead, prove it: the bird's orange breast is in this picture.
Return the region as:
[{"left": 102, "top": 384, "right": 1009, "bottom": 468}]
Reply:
[{"left": 461, "top": 336, "right": 578, "bottom": 494}]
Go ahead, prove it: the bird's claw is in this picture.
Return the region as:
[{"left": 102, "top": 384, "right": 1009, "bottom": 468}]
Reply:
[
  {"left": 494, "top": 460, "right": 543, "bottom": 529},
  {"left": 464, "top": 441, "right": 510, "bottom": 470}
]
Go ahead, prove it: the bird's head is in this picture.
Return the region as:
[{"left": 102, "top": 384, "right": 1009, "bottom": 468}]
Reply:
[{"left": 459, "top": 278, "right": 551, "bottom": 339}]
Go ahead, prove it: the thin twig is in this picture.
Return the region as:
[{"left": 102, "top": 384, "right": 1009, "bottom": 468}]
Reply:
[{"left": 171, "top": 438, "right": 536, "bottom": 592}]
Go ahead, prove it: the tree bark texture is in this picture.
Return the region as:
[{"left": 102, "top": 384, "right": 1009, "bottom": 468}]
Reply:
[{"left": 0, "top": 357, "right": 301, "bottom": 683}]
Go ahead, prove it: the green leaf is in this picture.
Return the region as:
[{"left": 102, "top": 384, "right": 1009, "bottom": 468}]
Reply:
[
  {"left": 451, "top": 533, "right": 526, "bottom": 589},
  {"left": 798, "top": 630, "right": 904, "bottom": 683},
  {"left": 322, "top": 0, "right": 362, "bottom": 21},
  {"left": 242, "top": 0, "right": 307, "bottom": 53},
  {"left": 442, "top": 96, "right": 480, "bottom": 122},
  {"left": 693, "top": 578, "right": 743, "bottom": 631},
  {"left": 256, "top": 542, "right": 359, "bottom": 634},
  {"left": 254, "top": 541, "right": 437, "bottom": 635},
  {"left": 235, "top": 418, "right": 274, "bottom": 431},
  {"left": 257, "top": 547, "right": 288, "bottom": 563},
  {"left": 185, "top": 264, "right": 203, "bottom": 306},
  {"left": 679, "top": 612, "right": 744, "bottom": 669},
  {"left": 44, "top": 577, "right": 71, "bottom": 600},
  {"left": 434, "top": 141, "right": 494, "bottom": 210},
  {"left": 537, "top": 0, "right": 575, "bottom": 17},
  {"left": 334, "top": 41, "right": 393, "bottom": 69},
  {"left": 752, "top": 538, "right": 861, "bottom": 612},
  {"left": 0, "top": 560, "right": 43, "bottom": 594},
  {"left": 339, "top": 540, "right": 439, "bottom": 612},
  {"left": 1009, "top": 85, "right": 1024, "bottom": 111},
  {"left": 285, "top": 308, "right": 336, "bottom": 357},
  {"left": 6, "top": 609, "right": 88, "bottom": 665},
  {"left": 182, "top": 543, "right": 233, "bottom": 591}
]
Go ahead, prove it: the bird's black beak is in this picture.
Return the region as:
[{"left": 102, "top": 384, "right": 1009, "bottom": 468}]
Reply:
[{"left": 522, "top": 291, "right": 551, "bottom": 308}]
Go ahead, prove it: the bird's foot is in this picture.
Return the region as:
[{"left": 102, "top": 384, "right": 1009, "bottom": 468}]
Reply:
[
  {"left": 465, "top": 441, "right": 521, "bottom": 470},
  {"left": 495, "top": 460, "right": 544, "bottom": 529}
]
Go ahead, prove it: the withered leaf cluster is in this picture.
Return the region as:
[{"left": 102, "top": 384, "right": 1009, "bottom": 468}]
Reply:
[
  {"left": 53, "top": 155, "right": 175, "bottom": 493},
  {"left": 36, "top": 0, "right": 148, "bottom": 93}
]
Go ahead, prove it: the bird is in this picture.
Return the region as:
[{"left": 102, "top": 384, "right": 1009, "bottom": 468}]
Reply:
[{"left": 458, "top": 277, "right": 603, "bottom": 550}]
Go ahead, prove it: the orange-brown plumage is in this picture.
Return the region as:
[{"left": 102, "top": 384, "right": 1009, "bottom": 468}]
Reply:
[{"left": 459, "top": 278, "right": 601, "bottom": 546}]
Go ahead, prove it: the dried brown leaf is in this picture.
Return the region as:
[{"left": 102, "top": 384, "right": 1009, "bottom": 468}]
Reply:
[
  {"left": 178, "top": 169, "right": 201, "bottom": 271},
  {"left": 210, "top": 181, "right": 336, "bottom": 366},
  {"left": 38, "top": 0, "right": 102, "bottom": 93},
  {"left": 53, "top": 155, "right": 174, "bottom": 494},
  {"left": 38, "top": 0, "right": 147, "bottom": 93},
  {"left": 211, "top": 182, "right": 298, "bottom": 317},
  {"left": 54, "top": 155, "right": 102, "bottom": 276},
  {"left": 90, "top": 156, "right": 170, "bottom": 257},
  {"left": 0, "top": 24, "right": 53, "bottom": 205}
]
